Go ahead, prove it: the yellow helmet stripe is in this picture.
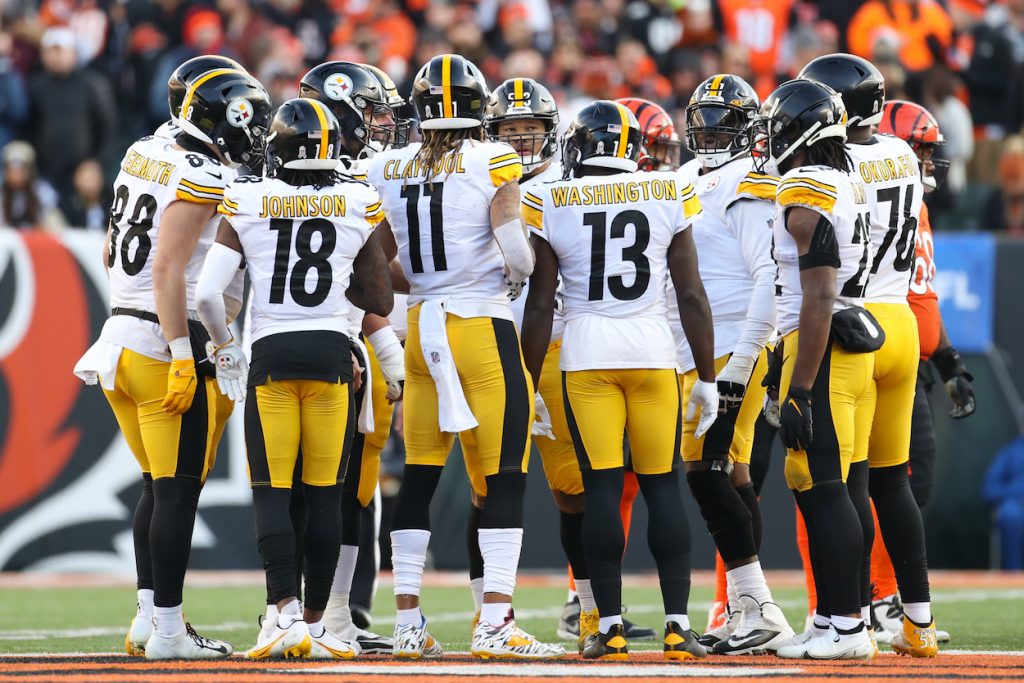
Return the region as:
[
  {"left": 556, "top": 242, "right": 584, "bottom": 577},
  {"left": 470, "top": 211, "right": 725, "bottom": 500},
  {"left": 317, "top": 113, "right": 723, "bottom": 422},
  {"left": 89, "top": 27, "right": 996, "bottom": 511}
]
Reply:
[
  {"left": 180, "top": 68, "right": 241, "bottom": 121},
  {"left": 616, "top": 103, "right": 630, "bottom": 158},
  {"left": 708, "top": 74, "right": 726, "bottom": 97},
  {"left": 303, "top": 98, "right": 331, "bottom": 159},
  {"left": 513, "top": 78, "right": 524, "bottom": 105},
  {"left": 442, "top": 55, "right": 454, "bottom": 119}
]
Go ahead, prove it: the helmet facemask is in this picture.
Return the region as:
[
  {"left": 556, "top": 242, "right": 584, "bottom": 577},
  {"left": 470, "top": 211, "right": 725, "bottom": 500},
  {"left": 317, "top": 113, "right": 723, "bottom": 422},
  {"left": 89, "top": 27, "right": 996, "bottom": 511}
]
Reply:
[
  {"left": 686, "top": 102, "right": 752, "bottom": 169},
  {"left": 914, "top": 141, "right": 949, "bottom": 192},
  {"left": 490, "top": 117, "right": 558, "bottom": 174}
]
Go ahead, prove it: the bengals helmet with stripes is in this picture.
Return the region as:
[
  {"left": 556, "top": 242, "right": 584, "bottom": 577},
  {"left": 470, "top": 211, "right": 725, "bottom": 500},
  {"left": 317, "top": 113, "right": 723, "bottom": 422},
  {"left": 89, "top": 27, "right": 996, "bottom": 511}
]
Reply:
[
  {"left": 685, "top": 74, "right": 758, "bottom": 169},
  {"left": 878, "top": 99, "right": 948, "bottom": 191},
  {"left": 561, "top": 100, "right": 642, "bottom": 177},
  {"left": 264, "top": 98, "right": 342, "bottom": 176},
  {"left": 615, "top": 97, "right": 681, "bottom": 171},
  {"left": 412, "top": 54, "right": 489, "bottom": 130},
  {"left": 177, "top": 69, "right": 271, "bottom": 169}
]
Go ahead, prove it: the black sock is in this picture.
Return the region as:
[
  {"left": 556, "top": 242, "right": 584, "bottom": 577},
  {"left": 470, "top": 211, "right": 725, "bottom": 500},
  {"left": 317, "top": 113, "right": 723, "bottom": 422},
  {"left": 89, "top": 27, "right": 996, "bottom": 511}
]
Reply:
[
  {"left": 133, "top": 474, "right": 154, "bottom": 591},
  {"left": 302, "top": 483, "right": 343, "bottom": 612},
  {"left": 581, "top": 467, "right": 625, "bottom": 618},
  {"left": 560, "top": 510, "right": 588, "bottom": 580},
  {"left": 847, "top": 461, "right": 874, "bottom": 610},
  {"left": 150, "top": 476, "right": 202, "bottom": 607},
  {"left": 638, "top": 470, "right": 691, "bottom": 616},
  {"left": 467, "top": 504, "right": 484, "bottom": 581},
  {"left": 870, "top": 464, "right": 931, "bottom": 605},
  {"left": 735, "top": 483, "right": 762, "bottom": 552},
  {"left": 795, "top": 481, "right": 862, "bottom": 616},
  {"left": 254, "top": 486, "right": 299, "bottom": 604}
]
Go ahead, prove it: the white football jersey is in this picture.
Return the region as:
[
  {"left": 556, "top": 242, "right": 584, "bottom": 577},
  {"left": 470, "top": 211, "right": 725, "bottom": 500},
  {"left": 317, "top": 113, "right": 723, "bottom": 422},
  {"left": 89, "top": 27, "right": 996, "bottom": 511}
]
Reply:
[
  {"left": 218, "top": 174, "right": 383, "bottom": 343},
  {"left": 511, "top": 159, "right": 566, "bottom": 340},
  {"left": 154, "top": 119, "right": 181, "bottom": 140},
  {"left": 524, "top": 170, "right": 702, "bottom": 370},
  {"left": 847, "top": 134, "right": 924, "bottom": 303},
  {"left": 669, "top": 157, "right": 777, "bottom": 372},
  {"left": 772, "top": 165, "right": 872, "bottom": 336},
  {"left": 366, "top": 138, "right": 522, "bottom": 307}
]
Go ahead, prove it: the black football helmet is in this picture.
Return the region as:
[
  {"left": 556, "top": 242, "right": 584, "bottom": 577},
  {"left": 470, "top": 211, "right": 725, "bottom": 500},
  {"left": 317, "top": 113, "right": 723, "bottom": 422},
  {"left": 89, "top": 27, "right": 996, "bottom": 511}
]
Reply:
[
  {"left": 299, "top": 61, "right": 396, "bottom": 158},
  {"left": 167, "top": 55, "right": 247, "bottom": 123},
  {"left": 685, "top": 74, "right": 759, "bottom": 169},
  {"left": 177, "top": 70, "right": 271, "bottom": 169},
  {"left": 264, "top": 98, "right": 343, "bottom": 178},
  {"left": 561, "top": 100, "right": 642, "bottom": 178},
  {"left": 485, "top": 78, "right": 559, "bottom": 173},
  {"left": 412, "top": 54, "right": 489, "bottom": 130},
  {"left": 752, "top": 79, "right": 847, "bottom": 175},
  {"left": 798, "top": 53, "right": 884, "bottom": 128},
  {"left": 361, "top": 62, "right": 411, "bottom": 147}
]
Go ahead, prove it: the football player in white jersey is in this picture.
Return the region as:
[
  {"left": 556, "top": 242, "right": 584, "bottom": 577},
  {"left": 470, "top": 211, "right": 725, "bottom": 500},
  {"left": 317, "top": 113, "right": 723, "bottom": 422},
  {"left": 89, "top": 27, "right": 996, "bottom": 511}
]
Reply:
[
  {"left": 296, "top": 60, "right": 404, "bottom": 655},
  {"left": 675, "top": 75, "right": 794, "bottom": 655},
  {"left": 752, "top": 79, "right": 876, "bottom": 661},
  {"left": 366, "top": 54, "right": 564, "bottom": 660},
  {"left": 521, "top": 100, "right": 716, "bottom": 662},
  {"left": 74, "top": 68, "right": 270, "bottom": 659},
  {"left": 800, "top": 54, "right": 938, "bottom": 657},
  {"left": 153, "top": 55, "right": 247, "bottom": 142},
  {"left": 196, "top": 98, "right": 393, "bottom": 660}
]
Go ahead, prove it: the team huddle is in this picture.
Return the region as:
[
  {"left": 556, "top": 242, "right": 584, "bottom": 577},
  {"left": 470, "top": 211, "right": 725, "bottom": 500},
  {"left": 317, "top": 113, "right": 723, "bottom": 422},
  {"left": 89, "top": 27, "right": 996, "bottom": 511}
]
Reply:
[{"left": 73, "top": 47, "right": 976, "bottom": 663}]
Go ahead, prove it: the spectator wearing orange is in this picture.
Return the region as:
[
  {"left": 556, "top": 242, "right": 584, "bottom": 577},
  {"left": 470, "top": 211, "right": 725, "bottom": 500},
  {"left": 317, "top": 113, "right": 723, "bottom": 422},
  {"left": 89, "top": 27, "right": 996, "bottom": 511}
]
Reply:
[
  {"left": 981, "top": 136, "right": 1024, "bottom": 234},
  {"left": 714, "top": 0, "right": 797, "bottom": 88},
  {"left": 848, "top": 0, "right": 953, "bottom": 73}
]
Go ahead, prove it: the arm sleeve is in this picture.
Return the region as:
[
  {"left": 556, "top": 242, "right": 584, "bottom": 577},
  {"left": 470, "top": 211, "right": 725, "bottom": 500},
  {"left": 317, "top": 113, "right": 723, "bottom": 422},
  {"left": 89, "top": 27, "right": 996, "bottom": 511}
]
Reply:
[
  {"left": 196, "top": 242, "right": 244, "bottom": 346},
  {"left": 727, "top": 200, "right": 778, "bottom": 360}
]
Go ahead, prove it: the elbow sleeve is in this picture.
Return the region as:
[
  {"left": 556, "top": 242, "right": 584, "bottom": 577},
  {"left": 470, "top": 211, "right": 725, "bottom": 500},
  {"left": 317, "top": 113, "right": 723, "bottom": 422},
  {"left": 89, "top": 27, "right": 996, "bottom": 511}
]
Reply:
[{"left": 494, "top": 219, "right": 534, "bottom": 282}]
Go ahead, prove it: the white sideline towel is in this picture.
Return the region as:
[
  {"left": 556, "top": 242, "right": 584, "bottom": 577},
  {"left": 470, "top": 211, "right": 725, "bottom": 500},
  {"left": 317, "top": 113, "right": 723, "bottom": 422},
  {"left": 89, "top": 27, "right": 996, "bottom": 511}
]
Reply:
[
  {"left": 351, "top": 336, "right": 374, "bottom": 434},
  {"left": 73, "top": 339, "right": 122, "bottom": 390},
  {"left": 418, "top": 300, "right": 477, "bottom": 432}
]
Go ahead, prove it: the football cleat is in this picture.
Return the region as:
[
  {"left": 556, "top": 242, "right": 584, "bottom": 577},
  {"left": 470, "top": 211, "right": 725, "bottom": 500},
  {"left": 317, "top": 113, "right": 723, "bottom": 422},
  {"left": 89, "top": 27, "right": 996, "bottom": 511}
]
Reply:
[
  {"left": 936, "top": 628, "right": 950, "bottom": 643},
  {"left": 622, "top": 608, "right": 657, "bottom": 641},
  {"left": 393, "top": 617, "right": 443, "bottom": 659},
  {"left": 578, "top": 608, "right": 599, "bottom": 653},
  {"left": 145, "top": 623, "right": 233, "bottom": 660},
  {"left": 323, "top": 601, "right": 356, "bottom": 640},
  {"left": 871, "top": 594, "right": 904, "bottom": 637},
  {"left": 773, "top": 623, "right": 829, "bottom": 659},
  {"left": 472, "top": 609, "right": 481, "bottom": 634},
  {"left": 706, "top": 600, "right": 728, "bottom": 633},
  {"left": 354, "top": 628, "right": 394, "bottom": 655},
  {"left": 892, "top": 617, "right": 939, "bottom": 658},
  {"left": 308, "top": 627, "right": 358, "bottom": 659},
  {"left": 664, "top": 621, "right": 707, "bottom": 661},
  {"left": 125, "top": 612, "right": 152, "bottom": 656},
  {"left": 472, "top": 615, "right": 565, "bottom": 660},
  {"left": 698, "top": 605, "right": 740, "bottom": 649},
  {"left": 713, "top": 596, "right": 794, "bottom": 655},
  {"left": 246, "top": 619, "right": 312, "bottom": 659},
  {"left": 556, "top": 597, "right": 580, "bottom": 640},
  {"left": 803, "top": 624, "right": 875, "bottom": 661},
  {"left": 582, "top": 623, "right": 628, "bottom": 661}
]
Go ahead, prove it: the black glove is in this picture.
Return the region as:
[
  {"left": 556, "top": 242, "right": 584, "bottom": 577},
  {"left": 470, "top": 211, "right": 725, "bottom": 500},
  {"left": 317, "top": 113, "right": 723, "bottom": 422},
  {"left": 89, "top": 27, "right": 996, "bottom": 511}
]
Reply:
[
  {"left": 779, "top": 387, "right": 813, "bottom": 451},
  {"left": 931, "top": 346, "right": 976, "bottom": 419}
]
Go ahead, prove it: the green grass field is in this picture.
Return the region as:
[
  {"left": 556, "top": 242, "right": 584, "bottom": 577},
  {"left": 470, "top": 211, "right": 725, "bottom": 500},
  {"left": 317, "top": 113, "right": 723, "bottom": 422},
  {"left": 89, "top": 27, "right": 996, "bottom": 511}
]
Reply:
[{"left": 2, "top": 578, "right": 1022, "bottom": 655}]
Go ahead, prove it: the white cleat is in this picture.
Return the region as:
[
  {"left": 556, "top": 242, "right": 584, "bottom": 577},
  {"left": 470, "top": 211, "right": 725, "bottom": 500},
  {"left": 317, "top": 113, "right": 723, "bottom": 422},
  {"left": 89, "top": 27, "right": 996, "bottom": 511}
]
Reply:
[
  {"left": 309, "top": 627, "right": 359, "bottom": 659},
  {"left": 393, "top": 617, "right": 443, "bottom": 659},
  {"left": 246, "top": 619, "right": 313, "bottom": 659},
  {"left": 871, "top": 595, "right": 904, "bottom": 637},
  {"left": 713, "top": 595, "right": 795, "bottom": 655},
  {"left": 698, "top": 605, "right": 740, "bottom": 649},
  {"left": 145, "top": 623, "right": 233, "bottom": 660},
  {"left": 125, "top": 612, "right": 152, "bottom": 656},
  {"left": 874, "top": 626, "right": 895, "bottom": 645},
  {"left": 471, "top": 616, "right": 566, "bottom": 660},
  {"left": 803, "top": 624, "right": 875, "bottom": 661},
  {"left": 774, "top": 623, "right": 829, "bottom": 659},
  {"left": 355, "top": 627, "right": 394, "bottom": 655}
]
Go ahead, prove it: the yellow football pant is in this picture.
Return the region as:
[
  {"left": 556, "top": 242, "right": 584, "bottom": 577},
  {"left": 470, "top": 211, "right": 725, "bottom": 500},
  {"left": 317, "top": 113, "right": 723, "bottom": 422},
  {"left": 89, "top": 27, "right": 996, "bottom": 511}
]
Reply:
[
  {"left": 536, "top": 340, "right": 584, "bottom": 495},
  {"left": 865, "top": 302, "right": 919, "bottom": 469}
]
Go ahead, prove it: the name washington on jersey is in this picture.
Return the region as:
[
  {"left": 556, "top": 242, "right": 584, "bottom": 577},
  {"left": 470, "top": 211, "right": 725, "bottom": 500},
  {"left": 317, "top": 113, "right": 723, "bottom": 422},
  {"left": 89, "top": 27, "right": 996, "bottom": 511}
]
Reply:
[{"left": 549, "top": 177, "right": 679, "bottom": 207}]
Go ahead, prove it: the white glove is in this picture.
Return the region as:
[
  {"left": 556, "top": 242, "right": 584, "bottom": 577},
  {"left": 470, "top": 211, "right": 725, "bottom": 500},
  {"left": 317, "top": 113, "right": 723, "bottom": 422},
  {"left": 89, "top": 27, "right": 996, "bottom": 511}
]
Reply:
[
  {"left": 686, "top": 379, "right": 719, "bottom": 439},
  {"left": 532, "top": 392, "right": 556, "bottom": 440},
  {"left": 506, "top": 276, "right": 526, "bottom": 301},
  {"left": 368, "top": 327, "right": 405, "bottom": 401},
  {"left": 763, "top": 394, "right": 781, "bottom": 429},
  {"left": 206, "top": 339, "right": 248, "bottom": 402},
  {"left": 716, "top": 353, "right": 756, "bottom": 414}
]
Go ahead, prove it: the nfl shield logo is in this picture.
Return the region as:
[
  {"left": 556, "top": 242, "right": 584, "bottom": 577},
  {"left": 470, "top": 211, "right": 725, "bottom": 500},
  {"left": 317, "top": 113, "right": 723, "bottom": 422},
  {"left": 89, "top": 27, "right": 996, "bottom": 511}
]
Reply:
[{"left": 431, "top": 351, "right": 441, "bottom": 364}]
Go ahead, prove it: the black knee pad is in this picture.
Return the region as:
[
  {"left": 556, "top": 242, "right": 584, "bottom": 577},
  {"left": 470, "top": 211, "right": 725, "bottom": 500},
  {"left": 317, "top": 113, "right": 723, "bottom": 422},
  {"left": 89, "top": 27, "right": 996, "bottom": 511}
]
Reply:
[
  {"left": 869, "top": 463, "right": 910, "bottom": 494},
  {"left": 686, "top": 469, "right": 755, "bottom": 562},
  {"left": 467, "top": 504, "right": 484, "bottom": 580},
  {"left": 302, "top": 484, "right": 343, "bottom": 612},
  {"left": 735, "top": 482, "right": 762, "bottom": 552},
  {"left": 480, "top": 472, "right": 526, "bottom": 529},
  {"left": 392, "top": 465, "right": 443, "bottom": 531}
]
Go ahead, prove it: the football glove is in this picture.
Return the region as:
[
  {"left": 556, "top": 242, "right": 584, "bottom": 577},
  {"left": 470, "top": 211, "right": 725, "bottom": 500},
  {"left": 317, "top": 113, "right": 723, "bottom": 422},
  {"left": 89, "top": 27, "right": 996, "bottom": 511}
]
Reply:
[
  {"left": 717, "top": 353, "right": 755, "bottom": 414},
  {"left": 506, "top": 276, "right": 526, "bottom": 301},
  {"left": 686, "top": 379, "right": 719, "bottom": 439},
  {"left": 368, "top": 327, "right": 405, "bottom": 402},
  {"left": 206, "top": 339, "right": 248, "bottom": 403},
  {"left": 532, "top": 392, "right": 556, "bottom": 440},
  {"left": 779, "top": 387, "right": 813, "bottom": 451},
  {"left": 931, "top": 346, "right": 976, "bottom": 419},
  {"left": 763, "top": 395, "right": 781, "bottom": 429},
  {"left": 162, "top": 358, "right": 198, "bottom": 415}
]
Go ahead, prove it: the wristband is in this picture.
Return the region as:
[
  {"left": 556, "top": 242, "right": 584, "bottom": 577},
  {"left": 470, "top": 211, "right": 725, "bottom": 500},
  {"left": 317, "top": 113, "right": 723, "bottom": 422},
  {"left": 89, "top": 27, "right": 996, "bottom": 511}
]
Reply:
[{"left": 168, "top": 337, "right": 193, "bottom": 361}]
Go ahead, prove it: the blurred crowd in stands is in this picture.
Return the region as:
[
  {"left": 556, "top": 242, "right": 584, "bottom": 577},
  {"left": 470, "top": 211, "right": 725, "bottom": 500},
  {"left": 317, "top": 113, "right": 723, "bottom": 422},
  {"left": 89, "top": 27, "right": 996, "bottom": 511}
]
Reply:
[{"left": 3, "top": 0, "right": 1024, "bottom": 232}]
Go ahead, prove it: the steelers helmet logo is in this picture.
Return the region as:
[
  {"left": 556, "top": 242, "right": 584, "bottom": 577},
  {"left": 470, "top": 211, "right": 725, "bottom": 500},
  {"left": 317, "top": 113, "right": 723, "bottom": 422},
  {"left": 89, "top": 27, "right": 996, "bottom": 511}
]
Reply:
[
  {"left": 227, "top": 98, "right": 253, "bottom": 128},
  {"left": 324, "top": 73, "right": 354, "bottom": 101}
]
